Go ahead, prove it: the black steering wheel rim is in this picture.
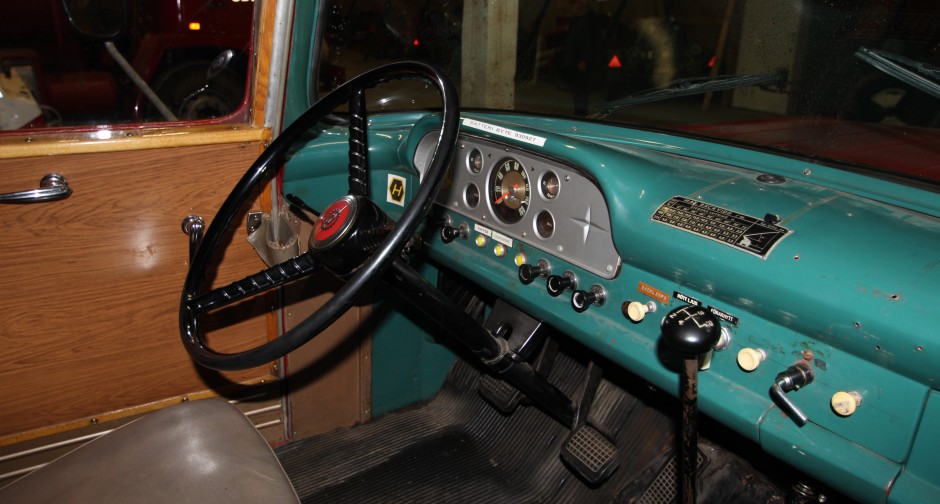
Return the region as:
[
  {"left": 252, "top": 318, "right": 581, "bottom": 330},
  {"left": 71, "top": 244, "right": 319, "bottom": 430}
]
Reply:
[{"left": 180, "top": 61, "right": 459, "bottom": 371}]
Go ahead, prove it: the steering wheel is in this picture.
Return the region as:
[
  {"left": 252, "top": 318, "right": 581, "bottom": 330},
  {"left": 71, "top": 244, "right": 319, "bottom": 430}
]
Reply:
[{"left": 180, "top": 62, "right": 459, "bottom": 371}]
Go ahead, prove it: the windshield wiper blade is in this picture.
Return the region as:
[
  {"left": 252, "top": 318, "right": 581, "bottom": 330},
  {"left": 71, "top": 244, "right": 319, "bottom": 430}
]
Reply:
[
  {"left": 855, "top": 47, "right": 940, "bottom": 100},
  {"left": 592, "top": 72, "right": 785, "bottom": 118}
]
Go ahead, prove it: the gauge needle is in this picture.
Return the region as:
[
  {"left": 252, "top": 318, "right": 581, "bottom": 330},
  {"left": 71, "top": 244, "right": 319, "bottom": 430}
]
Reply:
[{"left": 495, "top": 184, "right": 518, "bottom": 204}]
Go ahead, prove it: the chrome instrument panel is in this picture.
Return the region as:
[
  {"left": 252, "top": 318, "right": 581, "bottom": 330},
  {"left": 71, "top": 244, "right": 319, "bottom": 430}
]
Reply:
[{"left": 415, "top": 133, "right": 621, "bottom": 279}]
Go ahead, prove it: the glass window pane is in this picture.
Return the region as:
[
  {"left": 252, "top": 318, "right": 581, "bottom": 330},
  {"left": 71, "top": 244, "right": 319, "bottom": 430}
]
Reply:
[{"left": 0, "top": 0, "right": 254, "bottom": 131}]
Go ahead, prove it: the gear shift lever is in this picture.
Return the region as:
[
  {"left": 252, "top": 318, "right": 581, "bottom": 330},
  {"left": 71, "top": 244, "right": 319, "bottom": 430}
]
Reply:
[{"left": 661, "top": 305, "right": 720, "bottom": 504}]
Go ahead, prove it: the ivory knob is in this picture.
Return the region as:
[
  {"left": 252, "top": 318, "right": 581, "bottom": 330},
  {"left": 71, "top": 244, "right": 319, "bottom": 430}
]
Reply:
[
  {"left": 831, "top": 391, "right": 863, "bottom": 417},
  {"left": 736, "top": 348, "right": 766, "bottom": 372}
]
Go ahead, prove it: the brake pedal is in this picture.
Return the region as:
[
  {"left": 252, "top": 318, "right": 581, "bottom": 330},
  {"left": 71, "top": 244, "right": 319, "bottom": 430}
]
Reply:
[{"left": 560, "top": 360, "right": 620, "bottom": 485}]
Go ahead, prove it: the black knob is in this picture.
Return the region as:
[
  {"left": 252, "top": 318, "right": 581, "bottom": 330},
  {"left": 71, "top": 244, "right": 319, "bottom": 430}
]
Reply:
[
  {"left": 518, "top": 260, "right": 549, "bottom": 285},
  {"left": 546, "top": 274, "right": 573, "bottom": 297},
  {"left": 518, "top": 264, "right": 539, "bottom": 284},
  {"left": 571, "top": 286, "right": 605, "bottom": 312},
  {"left": 571, "top": 290, "right": 596, "bottom": 312},
  {"left": 440, "top": 225, "right": 459, "bottom": 243},
  {"left": 660, "top": 305, "right": 720, "bottom": 356}
]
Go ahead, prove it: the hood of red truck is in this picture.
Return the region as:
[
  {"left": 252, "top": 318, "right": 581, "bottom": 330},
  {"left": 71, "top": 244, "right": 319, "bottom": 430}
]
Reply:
[{"left": 682, "top": 116, "right": 940, "bottom": 184}]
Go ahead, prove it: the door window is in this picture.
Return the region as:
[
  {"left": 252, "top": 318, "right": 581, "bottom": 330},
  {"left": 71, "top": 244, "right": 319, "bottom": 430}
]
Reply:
[{"left": 0, "top": 0, "right": 254, "bottom": 131}]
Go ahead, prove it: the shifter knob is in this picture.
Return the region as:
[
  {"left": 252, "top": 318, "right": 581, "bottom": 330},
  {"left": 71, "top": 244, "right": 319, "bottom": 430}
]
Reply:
[{"left": 661, "top": 305, "right": 721, "bottom": 356}]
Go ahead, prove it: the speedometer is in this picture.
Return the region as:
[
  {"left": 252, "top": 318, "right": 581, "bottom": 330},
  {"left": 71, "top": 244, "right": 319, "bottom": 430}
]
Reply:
[{"left": 489, "top": 157, "right": 530, "bottom": 224}]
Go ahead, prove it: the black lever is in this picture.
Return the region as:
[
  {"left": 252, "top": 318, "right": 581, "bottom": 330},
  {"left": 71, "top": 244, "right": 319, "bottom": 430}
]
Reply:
[
  {"left": 770, "top": 362, "right": 814, "bottom": 426},
  {"left": 661, "top": 305, "right": 720, "bottom": 504},
  {"left": 284, "top": 193, "right": 318, "bottom": 223}
]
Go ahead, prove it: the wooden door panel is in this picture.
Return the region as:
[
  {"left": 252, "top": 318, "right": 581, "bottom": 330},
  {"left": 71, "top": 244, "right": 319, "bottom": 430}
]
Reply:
[{"left": 0, "top": 141, "right": 272, "bottom": 441}]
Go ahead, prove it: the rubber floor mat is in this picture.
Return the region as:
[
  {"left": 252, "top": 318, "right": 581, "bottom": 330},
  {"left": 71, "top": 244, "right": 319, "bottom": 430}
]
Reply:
[{"left": 276, "top": 349, "right": 675, "bottom": 503}]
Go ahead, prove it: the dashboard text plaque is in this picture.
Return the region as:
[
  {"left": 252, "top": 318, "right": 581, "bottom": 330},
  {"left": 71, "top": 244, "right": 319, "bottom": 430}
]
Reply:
[{"left": 652, "top": 196, "right": 791, "bottom": 258}]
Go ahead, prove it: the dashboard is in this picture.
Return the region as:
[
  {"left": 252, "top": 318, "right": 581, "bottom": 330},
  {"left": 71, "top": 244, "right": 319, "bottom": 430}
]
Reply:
[
  {"left": 406, "top": 114, "right": 940, "bottom": 504},
  {"left": 284, "top": 111, "right": 940, "bottom": 503}
]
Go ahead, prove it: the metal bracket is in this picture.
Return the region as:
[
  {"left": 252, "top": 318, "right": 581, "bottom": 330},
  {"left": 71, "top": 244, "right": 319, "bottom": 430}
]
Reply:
[{"left": 247, "top": 211, "right": 263, "bottom": 234}]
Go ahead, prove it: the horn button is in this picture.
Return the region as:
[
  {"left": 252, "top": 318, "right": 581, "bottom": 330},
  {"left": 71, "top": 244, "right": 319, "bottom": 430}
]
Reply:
[{"left": 310, "top": 195, "right": 392, "bottom": 276}]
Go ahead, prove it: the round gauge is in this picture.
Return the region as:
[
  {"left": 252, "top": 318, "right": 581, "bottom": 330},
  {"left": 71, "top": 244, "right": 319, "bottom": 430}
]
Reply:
[
  {"left": 464, "top": 183, "right": 480, "bottom": 209},
  {"left": 467, "top": 148, "right": 484, "bottom": 174},
  {"left": 489, "top": 157, "right": 530, "bottom": 224},
  {"left": 539, "top": 171, "right": 560, "bottom": 200},
  {"left": 534, "top": 210, "right": 555, "bottom": 239}
]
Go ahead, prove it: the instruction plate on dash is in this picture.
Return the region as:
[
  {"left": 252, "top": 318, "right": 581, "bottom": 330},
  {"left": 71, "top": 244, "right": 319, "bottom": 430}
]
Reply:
[{"left": 651, "top": 196, "right": 791, "bottom": 258}]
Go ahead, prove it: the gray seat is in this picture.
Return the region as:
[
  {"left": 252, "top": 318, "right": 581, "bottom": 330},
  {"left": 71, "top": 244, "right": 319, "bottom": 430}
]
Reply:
[{"left": 0, "top": 399, "right": 299, "bottom": 503}]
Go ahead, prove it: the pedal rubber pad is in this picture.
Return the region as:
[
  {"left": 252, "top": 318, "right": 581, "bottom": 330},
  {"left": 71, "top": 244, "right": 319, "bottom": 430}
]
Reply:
[
  {"left": 561, "top": 424, "right": 620, "bottom": 485},
  {"left": 636, "top": 449, "right": 707, "bottom": 504},
  {"left": 479, "top": 373, "right": 523, "bottom": 413}
]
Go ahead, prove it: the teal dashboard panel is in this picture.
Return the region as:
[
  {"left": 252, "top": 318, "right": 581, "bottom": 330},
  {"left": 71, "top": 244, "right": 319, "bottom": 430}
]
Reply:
[{"left": 284, "top": 111, "right": 940, "bottom": 503}]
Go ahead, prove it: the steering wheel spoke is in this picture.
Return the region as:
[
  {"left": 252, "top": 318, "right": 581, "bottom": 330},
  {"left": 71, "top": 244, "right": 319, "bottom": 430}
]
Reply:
[
  {"left": 347, "top": 88, "right": 369, "bottom": 196},
  {"left": 186, "top": 252, "right": 320, "bottom": 315}
]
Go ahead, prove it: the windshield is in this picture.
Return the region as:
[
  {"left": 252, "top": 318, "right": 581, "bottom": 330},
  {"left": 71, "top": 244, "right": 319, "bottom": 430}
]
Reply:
[{"left": 317, "top": 0, "right": 940, "bottom": 187}]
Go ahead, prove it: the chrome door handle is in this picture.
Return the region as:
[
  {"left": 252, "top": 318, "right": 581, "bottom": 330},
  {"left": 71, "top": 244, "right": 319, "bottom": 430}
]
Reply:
[
  {"left": 0, "top": 174, "right": 72, "bottom": 203},
  {"left": 182, "top": 215, "right": 205, "bottom": 262}
]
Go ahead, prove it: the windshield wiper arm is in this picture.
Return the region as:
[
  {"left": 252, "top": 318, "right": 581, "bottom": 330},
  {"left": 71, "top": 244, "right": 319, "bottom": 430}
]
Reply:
[
  {"left": 592, "top": 72, "right": 785, "bottom": 118},
  {"left": 855, "top": 47, "right": 940, "bottom": 100}
]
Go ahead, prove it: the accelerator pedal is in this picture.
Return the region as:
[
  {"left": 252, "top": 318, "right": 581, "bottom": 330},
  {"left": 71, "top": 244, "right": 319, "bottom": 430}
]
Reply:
[
  {"left": 562, "top": 423, "right": 620, "bottom": 485},
  {"left": 636, "top": 449, "right": 708, "bottom": 504}
]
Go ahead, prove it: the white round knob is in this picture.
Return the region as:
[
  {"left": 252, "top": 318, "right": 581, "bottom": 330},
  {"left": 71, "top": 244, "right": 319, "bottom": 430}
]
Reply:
[
  {"left": 625, "top": 301, "right": 652, "bottom": 322},
  {"left": 736, "top": 348, "right": 766, "bottom": 372},
  {"left": 831, "top": 391, "right": 862, "bottom": 417}
]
